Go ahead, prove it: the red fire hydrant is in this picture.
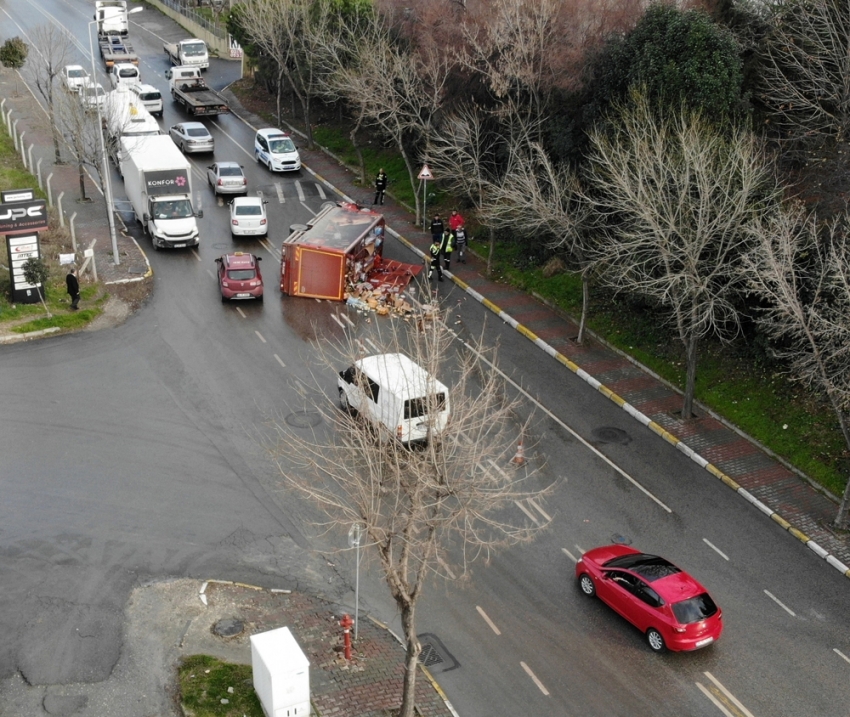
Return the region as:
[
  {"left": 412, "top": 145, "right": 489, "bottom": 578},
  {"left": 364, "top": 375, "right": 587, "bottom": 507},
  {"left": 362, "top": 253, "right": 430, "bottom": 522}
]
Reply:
[{"left": 340, "top": 613, "right": 354, "bottom": 661}]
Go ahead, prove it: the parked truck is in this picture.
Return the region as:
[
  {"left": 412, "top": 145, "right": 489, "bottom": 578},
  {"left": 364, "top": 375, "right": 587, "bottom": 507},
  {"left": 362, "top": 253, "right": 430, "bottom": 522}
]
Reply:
[
  {"left": 168, "top": 67, "right": 229, "bottom": 116},
  {"left": 99, "top": 35, "right": 139, "bottom": 68},
  {"left": 163, "top": 39, "right": 209, "bottom": 70},
  {"left": 94, "top": 0, "right": 128, "bottom": 36},
  {"left": 120, "top": 135, "right": 202, "bottom": 250}
]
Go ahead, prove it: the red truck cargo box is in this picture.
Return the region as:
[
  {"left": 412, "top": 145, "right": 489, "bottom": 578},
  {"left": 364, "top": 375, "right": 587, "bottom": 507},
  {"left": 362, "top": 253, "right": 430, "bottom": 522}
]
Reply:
[{"left": 280, "top": 202, "right": 420, "bottom": 301}]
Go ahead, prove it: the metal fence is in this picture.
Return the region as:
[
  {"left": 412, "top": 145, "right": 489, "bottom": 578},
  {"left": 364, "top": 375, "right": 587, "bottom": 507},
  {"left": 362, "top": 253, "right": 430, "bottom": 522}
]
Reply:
[{"left": 157, "top": 0, "right": 228, "bottom": 39}]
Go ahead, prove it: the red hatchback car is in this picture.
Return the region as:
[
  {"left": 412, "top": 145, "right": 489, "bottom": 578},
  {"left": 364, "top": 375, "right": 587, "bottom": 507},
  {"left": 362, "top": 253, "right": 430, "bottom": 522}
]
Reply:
[
  {"left": 576, "top": 545, "right": 722, "bottom": 653},
  {"left": 215, "top": 252, "right": 264, "bottom": 301}
]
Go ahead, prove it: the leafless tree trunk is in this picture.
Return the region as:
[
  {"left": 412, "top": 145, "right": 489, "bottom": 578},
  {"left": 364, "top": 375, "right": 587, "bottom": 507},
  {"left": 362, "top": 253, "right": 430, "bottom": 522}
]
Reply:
[
  {"left": 479, "top": 142, "right": 592, "bottom": 341},
  {"left": 27, "top": 25, "right": 73, "bottom": 165},
  {"left": 55, "top": 89, "right": 107, "bottom": 202},
  {"left": 585, "top": 92, "right": 778, "bottom": 418},
  {"left": 266, "top": 304, "right": 551, "bottom": 717},
  {"left": 758, "top": 0, "right": 850, "bottom": 149},
  {"left": 743, "top": 202, "right": 850, "bottom": 528}
]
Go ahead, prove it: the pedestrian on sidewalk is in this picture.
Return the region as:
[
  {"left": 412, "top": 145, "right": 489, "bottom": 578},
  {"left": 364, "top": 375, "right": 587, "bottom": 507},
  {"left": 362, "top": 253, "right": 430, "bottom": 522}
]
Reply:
[
  {"left": 430, "top": 213, "right": 444, "bottom": 246},
  {"left": 448, "top": 209, "right": 465, "bottom": 233},
  {"left": 66, "top": 267, "right": 80, "bottom": 310},
  {"left": 373, "top": 168, "right": 388, "bottom": 205},
  {"left": 428, "top": 237, "right": 443, "bottom": 281},
  {"left": 454, "top": 225, "right": 468, "bottom": 264},
  {"left": 441, "top": 228, "right": 455, "bottom": 270}
]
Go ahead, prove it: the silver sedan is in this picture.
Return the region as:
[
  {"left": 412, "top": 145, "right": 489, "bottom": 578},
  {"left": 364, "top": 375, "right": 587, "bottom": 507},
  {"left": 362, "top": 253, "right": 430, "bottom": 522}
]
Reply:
[
  {"left": 207, "top": 162, "right": 247, "bottom": 195},
  {"left": 169, "top": 122, "right": 214, "bottom": 154}
]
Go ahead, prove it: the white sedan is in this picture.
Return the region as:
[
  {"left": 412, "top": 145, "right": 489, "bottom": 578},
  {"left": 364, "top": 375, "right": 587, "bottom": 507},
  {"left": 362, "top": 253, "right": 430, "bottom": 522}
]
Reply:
[{"left": 229, "top": 197, "right": 268, "bottom": 237}]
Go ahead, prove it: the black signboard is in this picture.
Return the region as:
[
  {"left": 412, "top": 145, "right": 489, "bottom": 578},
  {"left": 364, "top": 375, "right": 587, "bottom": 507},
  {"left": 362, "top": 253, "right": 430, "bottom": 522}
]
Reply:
[
  {"left": 1, "top": 188, "right": 35, "bottom": 203},
  {"left": 0, "top": 199, "right": 49, "bottom": 235},
  {"left": 6, "top": 233, "right": 42, "bottom": 304},
  {"left": 144, "top": 169, "right": 191, "bottom": 197}
]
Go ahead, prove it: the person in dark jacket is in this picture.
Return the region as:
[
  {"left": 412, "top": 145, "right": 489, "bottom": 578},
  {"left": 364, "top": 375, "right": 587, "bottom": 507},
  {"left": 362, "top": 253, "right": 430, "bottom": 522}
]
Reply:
[
  {"left": 428, "top": 237, "right": 443, "bottom": 281},
  {"left": 430, "top": 214, "right": 444, "bottom": 246},
  {"left": 453, "top": 225, "right": 468, "bottom": 264},
  {"left": 440, "top": 228, "right": 455, "bottom": 270},
  {"left": 373, "top": 168, "right": 388, "bottom": 205},
  {"left": 66, "top": 267, "right": 80, "bottom": 310}
]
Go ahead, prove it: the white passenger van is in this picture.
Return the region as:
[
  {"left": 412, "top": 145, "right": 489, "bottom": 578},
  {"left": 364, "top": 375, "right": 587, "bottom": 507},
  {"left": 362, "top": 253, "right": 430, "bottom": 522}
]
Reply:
[{"left": 337, "top": 353, "right": 450, "bottom": 444}]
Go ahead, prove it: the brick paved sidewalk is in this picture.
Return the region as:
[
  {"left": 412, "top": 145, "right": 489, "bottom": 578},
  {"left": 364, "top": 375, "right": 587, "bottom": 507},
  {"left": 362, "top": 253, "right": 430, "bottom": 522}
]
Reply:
[{"left": 221, "top": 89, "right": 850, "bottom": 575}]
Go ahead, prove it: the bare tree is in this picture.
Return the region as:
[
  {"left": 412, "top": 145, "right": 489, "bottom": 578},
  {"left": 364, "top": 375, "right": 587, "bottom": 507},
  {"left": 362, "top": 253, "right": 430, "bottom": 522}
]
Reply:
[
  {"left": 481, "top": 142, "right": 592, "bottom": 341},
  {"left": 54, "top": 89, "right": 103, "bottom": 202},
  {"left": 267, "top": 306, "right": 551, "bottom": 717},
  {"left": 334, "top": 11, "right": 452, "bottom": 224},
  {"left": 758, "top": 0, "right": 850, "bottom": 149},
  {"left": 743, "top": 202, "right": 850, "bottom": 528},
  {"left": 26, "top": 24, "right": 73, "bottom": 165},
  {"left": 585, "top": 93, "right": 778, "bottom": 418}
]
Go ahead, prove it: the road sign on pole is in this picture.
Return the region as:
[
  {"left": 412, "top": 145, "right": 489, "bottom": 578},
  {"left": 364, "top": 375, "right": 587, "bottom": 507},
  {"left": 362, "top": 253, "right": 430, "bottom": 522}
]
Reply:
[{"left": 418, "top": 165, "right": 433, "bottom": 230}]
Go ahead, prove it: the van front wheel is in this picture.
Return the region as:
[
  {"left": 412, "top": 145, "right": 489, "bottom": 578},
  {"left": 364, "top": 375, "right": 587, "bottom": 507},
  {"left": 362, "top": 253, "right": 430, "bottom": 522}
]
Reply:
[{"left": 339, "top": 388, "right": 350, "bottom": 413}]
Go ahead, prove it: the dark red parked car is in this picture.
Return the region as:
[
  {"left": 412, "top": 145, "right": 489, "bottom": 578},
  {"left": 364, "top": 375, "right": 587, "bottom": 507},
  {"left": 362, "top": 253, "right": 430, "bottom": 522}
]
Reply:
[{"left": 576, "top": 545, "right": 722, "bottom": 652}]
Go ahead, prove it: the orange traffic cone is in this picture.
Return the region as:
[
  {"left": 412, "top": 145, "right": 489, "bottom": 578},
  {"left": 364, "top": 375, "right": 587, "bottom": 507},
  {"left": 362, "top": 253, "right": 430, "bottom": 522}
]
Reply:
[{"left": 510, "top": 439, "right": 526, "bottom": 467}]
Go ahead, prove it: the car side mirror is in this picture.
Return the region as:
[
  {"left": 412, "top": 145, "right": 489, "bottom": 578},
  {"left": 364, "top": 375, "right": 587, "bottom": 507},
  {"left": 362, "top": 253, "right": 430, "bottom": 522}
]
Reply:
[
  {"left": 263, "top": 200, "right": 269, "bottom": 205},
  {"left": 196, "top": 209, "right": 204, "bottom": 219},
  {"left": 215, "top": 257, "right": 222, "bottom": 263},
  {"left": 142, "top": 213, "right": 150, "bottom": 222},
  {"left": 256, "top": 256, "right": 262, "bottom": 261},
  {"left": 207, "top": 165, "right": 213, "bottom": 170}
]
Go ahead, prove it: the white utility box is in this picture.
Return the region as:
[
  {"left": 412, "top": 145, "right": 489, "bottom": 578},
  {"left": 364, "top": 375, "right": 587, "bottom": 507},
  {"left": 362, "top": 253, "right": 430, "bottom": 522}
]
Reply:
[{"left": 251, "top": 626, "right": 311, "bottom": 717}]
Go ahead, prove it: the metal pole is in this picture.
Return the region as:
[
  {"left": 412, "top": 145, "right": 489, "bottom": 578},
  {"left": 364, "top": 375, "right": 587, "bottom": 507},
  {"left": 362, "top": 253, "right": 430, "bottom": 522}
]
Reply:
[
  {"left": 354, "top": 537, "right": 360, "bottom": 642},
  {"left": 58, "top": 192, "right": 65, "bottom": 227},
  {"left": 37, "top": 158, "right": 43, "bottom": 189},
  {"left": 70, "top": 212, "right": 78, "bottom": 252},
  {"left": 89, "top": 20, "right": 121, "bottom": 266},
  {"left": 422, "top": 179, "right": 427, "bottom": 232},
  {"left": 12, "top": 119, "right": 19, "bottom": 150},
  {"left": 19, "top": 132, "right": 26, "bottom": 167},
  {"left": 47, "top": 173, "right": 54, "bottom": 207},
  {"left": 28, "top": 144, "right": 34, "bottom": 173}
]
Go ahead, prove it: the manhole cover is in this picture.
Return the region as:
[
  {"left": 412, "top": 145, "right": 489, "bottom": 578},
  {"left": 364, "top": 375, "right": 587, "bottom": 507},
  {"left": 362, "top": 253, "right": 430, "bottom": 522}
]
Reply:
[
  {"left": 419, "top": 642, "right": 443, "bottom": 667},
  {"left": 213, "top": 617, "right": 244, "bottom": 637},
  {"left": 611, "top": 533, "right": 632, "bottom": 545},
  {"left": 285, "top": 410, "right": 322, "bottom": 428},
  {"left": 416, "top": 633, "right": 460, "bottom": 673},
  {"left": 591, "top": 426, "right": 631, "bottom": 445}
]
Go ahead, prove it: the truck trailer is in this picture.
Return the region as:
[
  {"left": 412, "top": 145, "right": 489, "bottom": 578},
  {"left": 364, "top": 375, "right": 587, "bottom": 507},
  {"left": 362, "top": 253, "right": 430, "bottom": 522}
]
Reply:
[
  {"left": 280, "top": 202, "right": 421, "bottom": 301},
  {"left": 120, "top": 135, "right": 202, "bottom": 250}
]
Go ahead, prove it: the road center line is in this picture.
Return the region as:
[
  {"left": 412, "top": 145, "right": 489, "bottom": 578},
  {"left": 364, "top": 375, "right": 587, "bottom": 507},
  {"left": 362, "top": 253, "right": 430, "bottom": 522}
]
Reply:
[
  {"left": 703, "top": 538, "right": 730, "bottom": 561},
  {"left": 475, "top": 606, "right": 501, "bottom": 635},
  {"left": 834, "top": 648, "right": 850, "bottom": 665},
  {"left": 763, "top": 589, "right": 796, "bottom": 616},
  {"left": 255, "top": 331, "right": 266, "bottom": 344},
  {"left": 561, "top": 547, "right": 577, "bottom": 563},
  {"left": 275, "top": 183, "right": 285, "bottom": 203},
  {"left": 274, "top": 354, "right": 286, "bottom": 368},
  {"left": 696, "top": 682, "right": 736, "bottom": 717},
  {"left": 236, "top": 307, "right": 246, "bottom": 319},
  {"left": 703, "top": 673, "right": 756, "bottom": 717},
  {"left": 520, "top": 662, "right": 549, "bottom": 696}
]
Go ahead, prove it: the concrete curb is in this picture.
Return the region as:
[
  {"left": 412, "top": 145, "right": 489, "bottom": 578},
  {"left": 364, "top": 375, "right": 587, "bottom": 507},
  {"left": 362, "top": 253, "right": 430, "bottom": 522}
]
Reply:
[{"left": 0, "top": 326, "right": 61, "bottom": 343}]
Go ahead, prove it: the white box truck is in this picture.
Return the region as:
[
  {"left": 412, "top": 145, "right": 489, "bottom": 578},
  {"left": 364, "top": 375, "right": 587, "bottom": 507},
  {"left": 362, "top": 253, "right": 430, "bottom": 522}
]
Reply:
[
  {"left": 94, "top": 0, "right": 128, "bottom": 36},
  {"left": 120, "top": 135, "right": 202, "bottom": 250},
  {"left": 104, "top": 89, "right": 160, "bottom": 163}
]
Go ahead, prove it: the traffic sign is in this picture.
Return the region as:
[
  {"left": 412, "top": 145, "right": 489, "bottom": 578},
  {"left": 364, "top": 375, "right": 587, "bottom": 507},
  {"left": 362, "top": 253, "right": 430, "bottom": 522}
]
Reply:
[{"left": 418, "top": 164, "right": 433, "bottom": 180}]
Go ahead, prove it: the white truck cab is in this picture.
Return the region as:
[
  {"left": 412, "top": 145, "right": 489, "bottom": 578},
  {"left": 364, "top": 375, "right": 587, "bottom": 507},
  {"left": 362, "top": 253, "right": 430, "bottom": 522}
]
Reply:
[
  {"left": 109, "top": 62, "right": 140, "bottom": 90},
  {"left": 166, "top": 65, "right": 202, "bottom": 90}
]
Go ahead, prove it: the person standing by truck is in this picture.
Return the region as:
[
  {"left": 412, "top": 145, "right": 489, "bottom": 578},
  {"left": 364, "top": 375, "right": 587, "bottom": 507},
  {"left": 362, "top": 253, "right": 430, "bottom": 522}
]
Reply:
[{"left": 373, "top": 168, "right": 388, "bottom": 205}]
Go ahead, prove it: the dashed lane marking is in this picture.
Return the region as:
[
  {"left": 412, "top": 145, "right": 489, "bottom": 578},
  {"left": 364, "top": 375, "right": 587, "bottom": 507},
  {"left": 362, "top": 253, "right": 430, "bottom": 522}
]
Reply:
[
  {"left": 295, "top": 181, "right": 305, "bottom": 202},
  {"left": 520, "top": 662, "right": 549, "bottom": 696},
  {"left": 191, "top": 249, "right": 202, "bottom": 262},
  {"left": 561, "top": 548, "right": 577, "bottom": 563},
  {"left": 274, "top": 354, "right": 286, "bottom": 368},
  {"left": 255, "top": 331, "right": 266, "bottom": 344},
  {"left": 833, "top": 648, "right": 850, "bottom": 665},
  {"left": 275, "top": 182, "right": 285, "bottom": 203},
  {"left": 703, "top": 538, "right": 730, "bottom": 561},
  {"left": 236, "top": 307, "right": 246, "bottom": 319},
  {"left": 764, "top": 589, "right": 795, "bottom": 617},
  {"left": 476, "top": 606, "right": 501, "bottom": 636}
]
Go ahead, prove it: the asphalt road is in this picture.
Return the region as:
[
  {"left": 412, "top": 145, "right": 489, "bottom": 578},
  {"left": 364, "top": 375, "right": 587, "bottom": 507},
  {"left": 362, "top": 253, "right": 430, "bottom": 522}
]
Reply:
[{"left": 1, "top": 1, "right": 849, "bottom": 715}]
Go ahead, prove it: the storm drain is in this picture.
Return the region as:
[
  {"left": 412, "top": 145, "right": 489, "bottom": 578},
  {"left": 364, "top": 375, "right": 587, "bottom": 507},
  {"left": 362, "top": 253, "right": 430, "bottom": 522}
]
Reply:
[{"left": 417, "top": 633, "right": 460, "bottom": 673}]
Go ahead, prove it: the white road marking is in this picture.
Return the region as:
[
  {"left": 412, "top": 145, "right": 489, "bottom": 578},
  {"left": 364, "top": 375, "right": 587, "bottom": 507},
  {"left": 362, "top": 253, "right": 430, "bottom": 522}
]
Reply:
[
  {"left": 275, "top": 182, "right": 285, "bottom": 203},
  {"left": 316, "top": 182, "right": 327, "bottom": 199},
  {"left": 436, "top": 554, "right": 456, "bottom": 579},
  {"left": 274, "top": 354, "right": 286, "bottom": 368},
  {"left": 703, "top": 538, "right": 730, "bottom": 561},
  {"left": 365, "top": 337, "right": 380, "bottom": 352},
  {"left": 703, "top": 672, "right": 756, "bottom": 717},
  {"left": 331, "top": 313, "right": 346, "bottom": 329},
  {"left": 236, "top": 307, "right": 246, "bottom": 319},
  {"left": 575, "top": 545, "right": 585, "bottom": 555},
  {"left": 834, "top": 648, "right": 850, "bottom": 665},
  {"left": 259, "top": 238, "right": 278, "bottom": 258},
  {"left": 209, "top": 120, "right": 255, "bottom": 162},
  {"left": 696, "top": 682, "right": 736, "bottom": 717},
  {"left": 206, "top": 269, "right": 215, "bottom": 279},
  {"left": 764, "top": 590, "right": 796, "bottom": 617},
  {"left": 255, "top": 331, "right": 266, "bottom": 344},
  {"left": 191, "top": 249, "right": 202, "bottom": 262},
  {"left": 527, "top": 497, "right": 551, "bottom": 522},
  {"left": 520, "top": 662, "right": 549, "bottom": 696},
  {"left": 295, "top": 181, "right": 306, "bottom": 202},
  {"left": 340, "top": 313, "right": 355, "bottom": 327},
  {"left": 561, "top": 547, "right": 577, "bottom": 563},
  {"left": 476, "top": 606, "right": 501, "bottom": 635},
  {"left": 514, "top": 500, "right": 540, "bottom": 525}
]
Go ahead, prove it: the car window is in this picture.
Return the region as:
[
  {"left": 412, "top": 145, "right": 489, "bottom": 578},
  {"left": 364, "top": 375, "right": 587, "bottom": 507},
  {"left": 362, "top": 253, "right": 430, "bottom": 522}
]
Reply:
[
  {"left": 341, "top": 367, "right": 355, "bottom": 384},
  {"left": 257, "top": 136, "right": 268, "bottom": 152},
  {"left": 603, "top": 553, "right": 681, "bottom": 582},
  {"left": 187, "top": 128, "right": 209, "bottom": 137},
  {"left": 353, "top": 370, "right": 379, "bottom": 402},
  {"left": 671, "top": 593, "right": 718, "bottom": 624},
  {"left": 404, "top": 392, "right": 446, "bottom": 419},
  {"left": 140, "top": 92, "right": 160, "bottom": 101},
  {"left": 227, "top": 269, "right": 256, "bottom": 281},
  {"left": 69, "top": 69, "right": 86, "bottom": 78},
  {"left": 235, "top": 206, "right": 262, "bottom": 216},
  {"left": 219, "top": 166, "right": 242, "bottom": 177},
  {"left": 184, "top": 42, "right": 205, "bottom": 56},
  {"left": 607, "top": 570, "right": 641, "bottom": 595},
  {"left": 119, "top": 69, "right": 136, "bottom": 77},
  {"left": 268, "top": 137, "right": 295, "bottom": 153},
  {"left": 635, "top": 584, "right": 664, "bottom": 608}
]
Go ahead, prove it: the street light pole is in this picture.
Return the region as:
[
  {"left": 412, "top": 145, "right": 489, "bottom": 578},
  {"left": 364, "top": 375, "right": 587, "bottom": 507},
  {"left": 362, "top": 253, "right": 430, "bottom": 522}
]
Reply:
[{"left": 87, "top": 7, "right": 143, "bottom": 266}]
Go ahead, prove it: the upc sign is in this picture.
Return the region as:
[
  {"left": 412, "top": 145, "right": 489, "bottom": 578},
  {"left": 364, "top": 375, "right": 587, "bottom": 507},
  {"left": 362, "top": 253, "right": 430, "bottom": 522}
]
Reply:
[{"left": 0, "top": 199, "right": 49, "bottom": 235}]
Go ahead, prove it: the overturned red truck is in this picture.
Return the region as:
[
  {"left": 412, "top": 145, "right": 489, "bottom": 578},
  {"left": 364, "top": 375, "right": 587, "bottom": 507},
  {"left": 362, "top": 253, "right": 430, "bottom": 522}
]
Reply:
[{"left": 280, "top": 202, "right": 421, "bottom": 301}]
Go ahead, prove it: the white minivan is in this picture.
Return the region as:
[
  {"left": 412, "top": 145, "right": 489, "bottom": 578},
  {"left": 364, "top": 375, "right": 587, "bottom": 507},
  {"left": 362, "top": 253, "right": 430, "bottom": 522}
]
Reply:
[
  {"left": 109, "top": 62, "right": 141, "bottom": 90},
  {"left": 337, "top": 353, "right": 450, "bottom": 444},
  {"left": 129, "top": 83, "right": 163, "bottom": 117}
]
